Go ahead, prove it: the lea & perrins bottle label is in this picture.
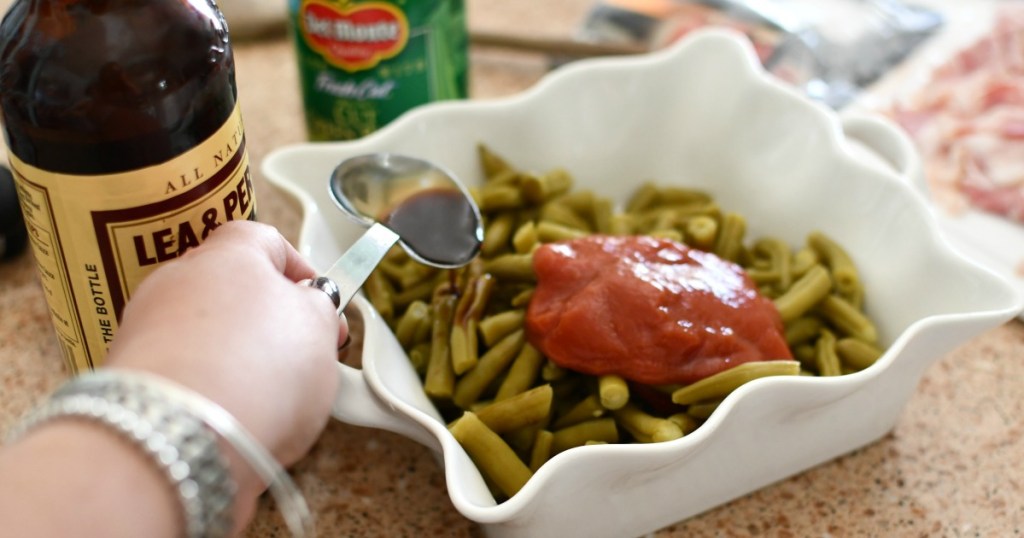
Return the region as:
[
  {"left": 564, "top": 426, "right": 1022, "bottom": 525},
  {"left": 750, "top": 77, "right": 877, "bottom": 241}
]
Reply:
[
  {"left": 287, "top": 0, "right": 469, "bottom": 141},
  {"left": 0, "top": 0, "right": 255, "bottom": 374}
]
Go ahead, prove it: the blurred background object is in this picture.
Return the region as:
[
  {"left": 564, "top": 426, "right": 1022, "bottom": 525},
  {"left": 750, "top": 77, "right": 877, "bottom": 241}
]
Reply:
[
  {"left": 577, "top": 0, "right": 943, "bottom": 108},
  {"left": 218, "top": 0, "right": 289, "bottom": 40}
]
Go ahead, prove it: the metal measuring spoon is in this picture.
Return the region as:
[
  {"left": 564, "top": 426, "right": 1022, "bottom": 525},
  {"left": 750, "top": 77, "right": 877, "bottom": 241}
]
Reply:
[{"left": 307, "top": 153, "right": 484, "bottom": 315}]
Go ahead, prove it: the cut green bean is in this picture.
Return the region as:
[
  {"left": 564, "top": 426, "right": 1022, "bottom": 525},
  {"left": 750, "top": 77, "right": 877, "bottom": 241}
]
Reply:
[
  {"left": 808, "top": 231, "right": 860, "bottom": 299},
  {"left": 521, "top": 168, "right": 572, "bottom": 204},
  {"left": 713, "top": 212, "right": 746, "bottom": 262},
  {"left": 551, "top": 418, "right": 619, "bottom": 454},
  {"left": 773, "top": 264, "right": 832, "bottom": 322},
  {"left": 478, "top": 143, "right": 513, "bottom": 179},
  {"left": 671, "top": 360, "right": 800, "bottom": 405},
  {"left": 480, "top": 183, "right": 525, "bottom": 211},
  {"left": 816, "top": 293, "right": 878, "bottom": 344},
  {"left": 784, "top": 315, "right": 824, "bottom": 347},
  {"left": 481, "top": 212, "right": 516, "bottom": 256},
  {"left": 478, "top": 309, "right": 525, "bottom": 347},
  {"left": 540, "top": 201, "right": 591, "bottom": 231},
  {"left": 495, "top": 343, "right": 545, "bottom": 401},
  {"left": 612, "top": 402, "right": 682, "bottom": 443},
  {"left": 552, "top": 393, "right": 605, "bottom": 430},
  {"left": 395, "top": 300, "right": 431, "bottom": 348},
  {"left": 452, "top": 330, "right": 526, "bottom": 409},
  {"left": 424, "top": 289, "right": 457, "bottom": 400},
  {"left": 836, "top": 337, "right": 883, "bottom": 370},
  {"left": 684, "top": 215, "right": 718, "bottom": 251},
  {"left": 626, "top": 182, "right": 659, "bottom": 213},
  {"left": 484, "top": 253, "right": 536, "bottom": 282},
  {"left": 536, "top": 220, "right": 588, "bottom": 243},
  {"left": 475, "top": 384, "right": 553, "bottom": 433},
  {"left": 529, "top": 430, "right": 554, "bottom": 472},
  {"left": 814, "top": 329, "right": 842, "bottom": 377},
  {"left": 512, "top": 221, "right": 539, "bottom": 253},
  {"left": 598, "top": 374, "right": 629, "bottom": 410},
  {"left": 449, "top": 412, "right": 533, "bottom": 498}
]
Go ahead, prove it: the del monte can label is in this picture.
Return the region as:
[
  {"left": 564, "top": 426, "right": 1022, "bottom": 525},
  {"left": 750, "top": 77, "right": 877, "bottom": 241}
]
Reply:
[{"left": 288, "top": 0, "right": 468, "bottom": 141}]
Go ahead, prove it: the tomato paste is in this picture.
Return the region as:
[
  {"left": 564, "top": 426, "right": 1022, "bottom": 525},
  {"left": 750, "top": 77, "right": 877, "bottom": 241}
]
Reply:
[{"left": 524, "top": 235, "right": 792, "bottom": 385}]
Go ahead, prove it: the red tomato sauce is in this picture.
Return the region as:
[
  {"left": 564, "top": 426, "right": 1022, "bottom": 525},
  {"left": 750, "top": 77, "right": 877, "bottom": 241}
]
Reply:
[{"left": 524, "top": 235, "right": 792, "bottom": 385}]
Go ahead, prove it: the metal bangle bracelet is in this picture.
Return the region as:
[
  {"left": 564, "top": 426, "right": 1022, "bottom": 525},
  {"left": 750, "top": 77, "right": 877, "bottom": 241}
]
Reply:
[{"left": 55, "top": 371, "right": 315, "bottom": 538}]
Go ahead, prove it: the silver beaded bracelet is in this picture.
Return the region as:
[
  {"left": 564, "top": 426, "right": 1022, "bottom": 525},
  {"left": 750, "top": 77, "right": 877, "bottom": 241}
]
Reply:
[{"left": 8, "top": 370, "right": 314, "bottom": 538}]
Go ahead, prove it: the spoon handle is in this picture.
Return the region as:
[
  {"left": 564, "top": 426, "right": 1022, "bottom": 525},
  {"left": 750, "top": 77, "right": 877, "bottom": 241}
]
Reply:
[{"left": 319, "top": 222, "right": 400, "bottom": 315}]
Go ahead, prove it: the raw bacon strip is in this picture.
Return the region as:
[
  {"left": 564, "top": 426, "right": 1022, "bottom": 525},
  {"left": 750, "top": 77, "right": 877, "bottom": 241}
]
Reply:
[{"left": 886, "top": 6, "right": 1024, "bottom": 224}]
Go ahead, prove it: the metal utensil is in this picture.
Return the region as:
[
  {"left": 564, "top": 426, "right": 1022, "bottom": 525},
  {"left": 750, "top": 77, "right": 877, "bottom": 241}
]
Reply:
[{"left": 308, "top": 153, "right": 483, "bottom": 314}]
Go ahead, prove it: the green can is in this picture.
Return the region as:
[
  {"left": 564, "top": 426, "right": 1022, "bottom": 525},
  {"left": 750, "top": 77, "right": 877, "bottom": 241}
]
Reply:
[{"left": 287, "top": 0, "right": 469, "bottom": 141}]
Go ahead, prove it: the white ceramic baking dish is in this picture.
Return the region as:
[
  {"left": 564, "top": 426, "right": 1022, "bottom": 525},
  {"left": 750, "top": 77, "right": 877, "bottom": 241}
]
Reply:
[{"left": 263, "top": 30, "right": 1023, "bottom": 538}]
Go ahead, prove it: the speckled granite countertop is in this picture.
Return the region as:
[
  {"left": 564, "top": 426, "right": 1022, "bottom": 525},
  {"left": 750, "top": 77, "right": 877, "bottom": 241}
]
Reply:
[{"left": 1, "top": 1, "right": 1023, "bottom": 536}]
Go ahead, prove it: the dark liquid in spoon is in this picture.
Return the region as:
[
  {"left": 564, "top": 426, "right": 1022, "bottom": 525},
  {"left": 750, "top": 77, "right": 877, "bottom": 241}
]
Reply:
[{"left": 383, "top": 188, "right": 481, "bottom": 267}]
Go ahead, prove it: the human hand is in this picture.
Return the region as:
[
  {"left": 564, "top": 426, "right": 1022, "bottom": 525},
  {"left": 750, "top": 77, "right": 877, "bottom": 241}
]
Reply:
[{"left": 105, "top": 221, "right": 345, "bottom": 504}]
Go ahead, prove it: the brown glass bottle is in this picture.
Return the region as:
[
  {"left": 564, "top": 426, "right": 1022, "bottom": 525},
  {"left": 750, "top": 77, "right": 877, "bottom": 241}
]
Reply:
[{"left": 0, "top": 0, "right": 257, "bottom": 373}]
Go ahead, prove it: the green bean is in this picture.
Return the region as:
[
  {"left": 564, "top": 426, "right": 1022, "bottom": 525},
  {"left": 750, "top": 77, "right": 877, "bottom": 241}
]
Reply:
[
  {"left": 790, "top": 246, "right": 819, "bottom": 278},
  {"left": 484, "top": 253, "right": 536, "bottom": 282},
  {"left": 480, "top": 183, "right": 525, "bottom": 211},
  {"left": 814, "top": 329, "right": 842, "bottom": 377},
  {"left": 452, "top": 330, "right": 526, "bottom": 409},
  {"left": 754, "top": 237, "right": 792, "bottom": 291},
  {"left": 667, "top": 413, "right": 698, "bottom": 436},
  {"left": 684, "top": 215, "right": 718, "bottom": 251},
  {"left": 784, "top": 315, "right": 824, "bottom": 347},
  {"left": 612, "top": 402, "right": 682, "bottom": 443},
  {"left": 451, "top": 274, "right": 496, "bottom": 375},
  {"left": 395, "top": 300, "right": 431, "bottom": 348},
  {"left": 481, "top": 212, "right": 516, "bottom": 256},
  {"left": 478, "top": 309, "right": 525, "bottom": 347},
  {"left": 536, "top": 220, "right": 588, "bottom": 243},
  {"left": 773, "top": 264, "right": 832, "bottom": 322},
  {"left": 713, "top": 212, "right": 746, "bottom": 262},
  {"left": 364, "top": 270, "right": 395, "bottom": 322},
  {"left": 392, "top": 277, "right": 441, "bottom": 309},
  {"left": 529, "top": 430, "right": 554, "bottom": 472},
  {"left": 793, "top": 343, "right": 816, "bottom": 369},
  {"left": 478, "top": 143, "right": 513, "bottom": 179},
  {"left": 510, "top": 288, "right": 534, "bottom": 308},
  {"left": 552, "top": 393, "right": 605, "bottom": 430},
  {"left": 396, "top": 261, "right": 438, "bottom": 289},
  {"left": 808, "top": 231, "right": 860, "bottom": 299},
  {"left": 551, "top": 418, "right": 619, "bottom": 454},
  {"left": 671, "top": 360, "right": 800, "bottom": 405},
  {"left": 377, "top": 259, "right": 408, "bottom": 285},
  {"left": 626, "top": 182, "right": 659, "bottom": 213},
  {"left": 541, "top": 359, "right": 567, "bottom": 381},
  {"left": 609, "top": 214, "right": 634, "bottom": 235},
  {"left": 685, "top": 399, "right": 722, "bottom": 420},
  {"left": 816, "top": 294, "right": 878, "bottom": 344},
  {"left": 557, "top": 190, "right": 598, "bottom": 223},
  {"left": 449, "top": 411, "right": 533, "bottom": 498},
  {"left": 649, "top": 229, "right": 683, "bottom": 242},
  {"left": 512, "top": 221, "right": 539, "bottom": 253},
  {"left": 836, "top": 337, "right": 883, "bottom": 370},
  {"left": 408, "top": 342, "right": 431, "bottom": 376},
  {"left": 424, "top": 289, "right": 457, "bottom": 400},
  {"left": 598, "top": 374, "right": 629, "bottom": 410},
  {"left": 495, "top": 343, "right": 545, "bottom": 401},
  {"left": 475, "top": 384, "right": 553, "bottom": 433},
  {"left": 522, "top": 168, "right": 572, "bottom": 204},
  {"left": 659, "top": 186, "right": 712, "bottom": 205},
  {"left": 593, "top": 198, "right": 614, "bottom": 234},
  {"left": 540, "top": 201, "right": 591, "bottom": 231}
]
